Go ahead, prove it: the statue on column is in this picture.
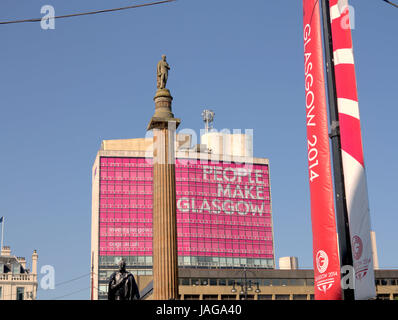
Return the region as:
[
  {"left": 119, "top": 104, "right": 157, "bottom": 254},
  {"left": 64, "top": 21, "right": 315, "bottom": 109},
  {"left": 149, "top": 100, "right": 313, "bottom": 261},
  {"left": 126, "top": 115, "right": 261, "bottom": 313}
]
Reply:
[
  {"left": 157, "top": 55, "right": 170, "bottom": 90},
  {"left": 108, "top": 259, "right": 140, "bottom": 300}
]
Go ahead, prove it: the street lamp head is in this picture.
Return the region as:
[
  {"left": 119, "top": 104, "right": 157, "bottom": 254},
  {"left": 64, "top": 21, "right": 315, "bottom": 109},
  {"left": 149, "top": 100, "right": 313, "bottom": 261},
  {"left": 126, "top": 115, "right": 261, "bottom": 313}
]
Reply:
[
  {"left": 231, "top": 281, "right": 237, "bottom": 293},
  {"left": 247, "top": 280, "right": 253, "bottom": 291},
  {"left": 255, "top": 282, "right": 261, "bottom": 293}
]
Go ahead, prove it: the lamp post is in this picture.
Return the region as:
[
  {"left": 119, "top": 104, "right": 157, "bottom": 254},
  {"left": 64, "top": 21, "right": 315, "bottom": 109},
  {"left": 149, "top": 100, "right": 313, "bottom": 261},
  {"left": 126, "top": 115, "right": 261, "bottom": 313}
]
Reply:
[{"left": 231, "top": 267, "right": 261, "bottom": 300}]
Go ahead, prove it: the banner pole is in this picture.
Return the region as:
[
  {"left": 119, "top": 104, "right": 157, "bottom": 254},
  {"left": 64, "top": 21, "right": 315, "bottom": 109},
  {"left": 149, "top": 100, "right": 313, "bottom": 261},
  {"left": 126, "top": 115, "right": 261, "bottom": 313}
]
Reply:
[
  {"left": 320, "top": 0, "right": 355, "bottom": 300},
  {"left": 1, "top": 217, "right": 4, "bottom": 252}
]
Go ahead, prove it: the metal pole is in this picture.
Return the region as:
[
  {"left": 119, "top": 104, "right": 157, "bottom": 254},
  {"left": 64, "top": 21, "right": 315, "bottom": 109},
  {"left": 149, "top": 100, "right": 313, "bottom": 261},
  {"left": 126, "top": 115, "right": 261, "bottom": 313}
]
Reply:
[
  {"left": 320, "top": 0, "right": 355, "bottom": 300},
  {"left": 91, "top": 251, "right": 94, "bottom": 300},
  {"left": 1, "top": 217, "right": 4, "bottom": 252},
  {"left": 244, "top": 267, "right": 247, "bottom": 300}
]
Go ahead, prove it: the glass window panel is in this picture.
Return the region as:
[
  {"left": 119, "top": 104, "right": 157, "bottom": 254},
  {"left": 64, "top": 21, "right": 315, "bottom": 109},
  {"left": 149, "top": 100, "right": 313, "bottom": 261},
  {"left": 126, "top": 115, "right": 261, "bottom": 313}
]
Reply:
[
  {"left": 191, "top": 279, "right": 199, "bottom": 286},
  {"left": 281, "top": 279, "right": 288, "bottom": 286},
  {"left": 293, "top": 294, "right": 308, "bottom": 300},
  {"left": 220, "top": 295, "right": 237, "bottom": 300},
  {"left": 12, "top": 264, "right": 21, "bottom": 274},
  {"left": 258, "top": 295, "right": 272, "bottom": 300},
  {"left": 17, "top": 287, "right": 24, "bottom": 301},
  {"left": 289, "top": 279, "right": 306, "bottom": 286},
  {"left": 209, "top": 279, "right": 217, "bottom": 286},
  {"left": 272, "top": 279, "right": 281, "bottom": 286}
]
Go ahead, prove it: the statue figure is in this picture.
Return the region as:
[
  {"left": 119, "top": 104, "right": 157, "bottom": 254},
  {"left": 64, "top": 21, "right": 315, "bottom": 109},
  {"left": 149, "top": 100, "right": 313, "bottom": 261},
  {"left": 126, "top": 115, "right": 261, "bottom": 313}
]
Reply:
[
  {"left": 108, "top": 259, "right": 140, "bottom": 300},
  {"left": 157, "top": 55, "right": 170, "bottom": 90}
]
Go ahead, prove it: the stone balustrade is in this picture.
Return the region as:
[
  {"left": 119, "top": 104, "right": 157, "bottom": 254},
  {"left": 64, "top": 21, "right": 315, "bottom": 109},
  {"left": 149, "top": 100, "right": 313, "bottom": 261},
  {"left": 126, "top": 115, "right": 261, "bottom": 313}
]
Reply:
[{"left": 0, "top": 273, "right": 37, "bottom": 282}]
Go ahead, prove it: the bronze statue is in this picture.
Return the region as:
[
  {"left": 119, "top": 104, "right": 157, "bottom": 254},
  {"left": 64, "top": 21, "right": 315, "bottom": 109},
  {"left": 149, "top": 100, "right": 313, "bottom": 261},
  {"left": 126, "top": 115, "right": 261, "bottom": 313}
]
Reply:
[
  {"left": 157, "top": 55, "right": 170, "bottom": 90},
  {"left": 108, "top": 259, "right": 140, "bottom": 300}
]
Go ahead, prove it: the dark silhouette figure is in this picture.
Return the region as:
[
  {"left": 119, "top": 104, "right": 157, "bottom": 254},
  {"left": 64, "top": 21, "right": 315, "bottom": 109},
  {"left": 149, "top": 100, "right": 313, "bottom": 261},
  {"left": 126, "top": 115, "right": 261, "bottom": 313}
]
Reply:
[{"left": 108, "top": 259, "right": 140, "bottom": 300}]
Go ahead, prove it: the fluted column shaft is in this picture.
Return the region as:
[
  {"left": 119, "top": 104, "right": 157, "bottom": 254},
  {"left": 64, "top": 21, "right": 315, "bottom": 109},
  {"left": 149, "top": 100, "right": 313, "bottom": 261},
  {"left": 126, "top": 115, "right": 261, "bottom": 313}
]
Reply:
[
  {"left": 148, "top": 88, "right": 180, "bottom": 300},
  {"left": 152, "top": 126, "right": 179, "bottom": 300}
]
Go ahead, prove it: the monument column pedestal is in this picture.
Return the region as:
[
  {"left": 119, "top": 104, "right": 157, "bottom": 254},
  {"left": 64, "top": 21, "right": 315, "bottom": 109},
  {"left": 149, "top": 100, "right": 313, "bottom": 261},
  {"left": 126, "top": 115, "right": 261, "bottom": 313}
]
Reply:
[{"left": 147, "top": 89, "right": 180, "bottom": 300}]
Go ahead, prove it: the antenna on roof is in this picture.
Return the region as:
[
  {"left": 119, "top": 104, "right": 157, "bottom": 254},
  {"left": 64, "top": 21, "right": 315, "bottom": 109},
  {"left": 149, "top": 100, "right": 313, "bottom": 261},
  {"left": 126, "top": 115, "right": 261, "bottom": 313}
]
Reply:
[{"left": 201, "top": 109, "right": 215, "bottom": 134}]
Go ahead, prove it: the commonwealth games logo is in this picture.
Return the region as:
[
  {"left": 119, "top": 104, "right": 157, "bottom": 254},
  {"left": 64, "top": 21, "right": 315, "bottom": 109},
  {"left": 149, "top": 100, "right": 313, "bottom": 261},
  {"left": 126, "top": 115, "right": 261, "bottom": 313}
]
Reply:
[
  {"left": 316, "top": 250, "right": 329, "bottom": 274},
  {"left": 315, "top": 250, "right": 335, "bottom": 294},
  {"left": 352, "top": 235, "right": 369, "bottom": 280},
  {"left": 352, "top": 235, "right": 363, "bottom": 260}
]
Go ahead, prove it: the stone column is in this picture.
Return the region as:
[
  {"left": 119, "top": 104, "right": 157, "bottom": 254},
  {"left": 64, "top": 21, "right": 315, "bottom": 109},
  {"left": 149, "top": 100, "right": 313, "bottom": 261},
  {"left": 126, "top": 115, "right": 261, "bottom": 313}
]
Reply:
[{"left": 147, "top": 88, "right": 180, "bottom": 300}]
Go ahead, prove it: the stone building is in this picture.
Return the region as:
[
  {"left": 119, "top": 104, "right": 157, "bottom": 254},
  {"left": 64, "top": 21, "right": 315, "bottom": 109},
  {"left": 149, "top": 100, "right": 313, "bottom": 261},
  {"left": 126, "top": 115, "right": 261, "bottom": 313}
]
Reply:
[{"left": 0, "top": 246, "right": 38, "bottom": 300}]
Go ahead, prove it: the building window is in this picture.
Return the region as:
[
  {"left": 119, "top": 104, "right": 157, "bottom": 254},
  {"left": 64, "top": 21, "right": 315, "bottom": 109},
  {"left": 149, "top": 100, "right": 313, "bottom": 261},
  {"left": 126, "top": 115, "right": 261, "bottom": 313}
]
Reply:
[
  {"left": 262, "top": 279, "right": 272, "bottom": 286},
  {"left": 377, "top": 294, "right": 391, "bottom": 300},
  {"left": 218, "top": 279, "right": 226, "bottom": 286},
  {"left": 289, "top": 279, "right": 306, "bottom": 286},
  {"left": 293, "top": 294, "right": 308, "bottom": 300},
  {"left": 191, "top": 279, "right": 199, "bottom": 286},
  {"left": 184, "top": 295, "right": 200, "bottom": 300},
  {"left": 377, "top": 279, "right": 389, "bottom": 286},
  {"left": 99, "top": 270, "right": 107, "bottom": 280},
  {"left": 384, "top": 279, "right": 397, "bottom": 286},
  {"left": 258, "top": 294, "right": 273, "bottom": 300},
  {"left": 271, "top": 279, "right": 281, "bottom": 286},
  {"left": 221, "top": 295, "right": 237, "bottom": 300},
  {"left": 239, "top": 294, "right": 254, "bottom": 300},
  {"left": 275, "top": 294, "right": 290, "bottom": 300},
  {"left": 13, "top": 264, "right": 21, "bottom": 274},
  {"left": 17, "top": 287, "right": 24, "bottom": 300},
  {"left": 280, "top": 279, "right": 288, "bottom": 286},
  {"left": 203, "top": 295, "right": 218, "bottom": 300},
  {"left": 209, "top": 279, "right": 217, "bottom": 286},
  {"left": 0, "top": 287, "right": 2, "bottom": 299},
  {"left": 99, "top": 285, "right": 108, "bottom": 295}
]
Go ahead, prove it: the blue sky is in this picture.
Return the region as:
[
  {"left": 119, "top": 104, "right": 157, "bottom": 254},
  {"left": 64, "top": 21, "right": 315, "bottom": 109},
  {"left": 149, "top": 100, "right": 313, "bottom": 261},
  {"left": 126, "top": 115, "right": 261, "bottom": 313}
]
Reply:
[{"left": 0, "top": 0, "right": 396, "bottom": 299}]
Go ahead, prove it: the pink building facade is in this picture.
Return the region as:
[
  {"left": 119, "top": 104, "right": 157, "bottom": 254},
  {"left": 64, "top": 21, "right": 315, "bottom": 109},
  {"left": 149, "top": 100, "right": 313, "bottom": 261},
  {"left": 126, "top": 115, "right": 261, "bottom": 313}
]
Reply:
[{"left": 91, "top": 139, "right": 274, "bottom": 299}]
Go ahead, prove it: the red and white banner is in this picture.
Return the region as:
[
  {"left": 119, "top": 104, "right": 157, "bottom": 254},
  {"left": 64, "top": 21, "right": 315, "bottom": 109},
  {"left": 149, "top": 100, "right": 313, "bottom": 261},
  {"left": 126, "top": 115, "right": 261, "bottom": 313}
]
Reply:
[
  {"left": 329, "top": 0, "right": 376, "bottom": 300},
  {"left": 303, "top": 0, "right": 342, "bottom": 300}
]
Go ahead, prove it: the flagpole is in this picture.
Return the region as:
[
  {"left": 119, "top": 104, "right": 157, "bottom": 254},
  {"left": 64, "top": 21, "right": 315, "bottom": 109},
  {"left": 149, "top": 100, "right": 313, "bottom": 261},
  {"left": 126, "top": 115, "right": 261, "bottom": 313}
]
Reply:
[
  {"left": 91, "top": 251, "right": 94, "bottom": 300},
  {"left": 320, "top": 0, "right": 355, "bottom": 300},
  {"left": 1, "top": 217, "right": 4, "bottom": 252}
]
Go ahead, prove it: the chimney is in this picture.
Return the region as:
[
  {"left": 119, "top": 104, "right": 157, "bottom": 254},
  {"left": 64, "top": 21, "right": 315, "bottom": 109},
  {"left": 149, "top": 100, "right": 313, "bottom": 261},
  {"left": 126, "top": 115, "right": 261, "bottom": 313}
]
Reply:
[
  {"left": 17, "top": 257, "right": 26, "bottom": 269},
  {"left": 31, "top": 250, "right": 38, "bottom": 274},
  {"left": 1, "top": 246, "right": 11, "bottom": 256}
]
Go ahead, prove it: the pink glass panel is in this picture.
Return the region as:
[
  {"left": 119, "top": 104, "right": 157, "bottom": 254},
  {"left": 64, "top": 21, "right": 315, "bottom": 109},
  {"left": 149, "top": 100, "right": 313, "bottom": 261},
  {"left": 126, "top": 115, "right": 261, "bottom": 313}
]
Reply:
[{"left": 99, "top": 157, "right": 273, "bottom": 260}]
